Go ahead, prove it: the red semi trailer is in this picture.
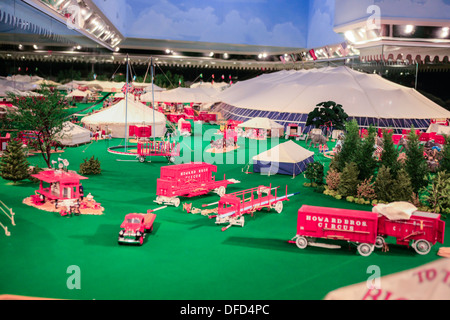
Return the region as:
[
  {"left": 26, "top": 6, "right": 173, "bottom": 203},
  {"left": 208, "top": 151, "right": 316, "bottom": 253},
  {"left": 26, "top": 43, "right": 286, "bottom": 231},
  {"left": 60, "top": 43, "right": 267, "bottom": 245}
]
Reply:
[
  {"left": 154, "top": 162, "right": 238, "bottom": 207},
  {"left": 290, "top": 205, "right": 445, "bottom": 256}
]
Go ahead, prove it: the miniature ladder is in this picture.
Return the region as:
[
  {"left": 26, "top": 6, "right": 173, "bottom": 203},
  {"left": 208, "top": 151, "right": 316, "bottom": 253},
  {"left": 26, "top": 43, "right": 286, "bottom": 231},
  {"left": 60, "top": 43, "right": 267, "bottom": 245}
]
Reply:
[{"left": 0, "top": 200, "right": 15, "bottom": 236}]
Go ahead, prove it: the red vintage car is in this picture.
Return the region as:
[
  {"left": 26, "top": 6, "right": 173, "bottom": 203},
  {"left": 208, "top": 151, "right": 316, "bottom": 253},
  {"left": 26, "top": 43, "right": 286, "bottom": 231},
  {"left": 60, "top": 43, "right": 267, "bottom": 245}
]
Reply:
[{"left": 118, "top": 213, "right": 156, "bottom": 246}]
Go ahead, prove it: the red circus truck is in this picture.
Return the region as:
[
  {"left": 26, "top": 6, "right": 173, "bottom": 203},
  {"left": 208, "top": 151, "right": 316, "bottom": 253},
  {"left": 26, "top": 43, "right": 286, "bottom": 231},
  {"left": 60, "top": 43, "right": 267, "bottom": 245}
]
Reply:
[
  {"left": 154, "top": 162, "right": 238, "bottom": 207},
  {"left": 290, "top": 205, "right": 445, "bottom": 256}
]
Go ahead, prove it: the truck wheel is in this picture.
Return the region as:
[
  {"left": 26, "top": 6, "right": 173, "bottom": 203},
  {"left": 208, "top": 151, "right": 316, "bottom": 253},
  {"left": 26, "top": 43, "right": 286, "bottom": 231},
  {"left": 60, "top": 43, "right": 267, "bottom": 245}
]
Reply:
[
  {"left": 172, "top": 198, "right": 180, "bottom": 207},
  {"left": 357, "top": 243, "right": 373, "bottom": 257},
  {"left": 296, "top": 236, "right": 308, "bottom": 249},
  {"left": 413, "top": 239, "right": 431, "bottom": 255},
  {"left": 139, "top": 156, "right": 146, "bottom": 163},
  {"left": 274, "top": 201, "right": 283, "bottom": 213},
  {"left": 217, "top": 186, "right": 226, "bottom": 197},
  {"left": 375, "top": 236, "right": 385, "bottom": 249}
]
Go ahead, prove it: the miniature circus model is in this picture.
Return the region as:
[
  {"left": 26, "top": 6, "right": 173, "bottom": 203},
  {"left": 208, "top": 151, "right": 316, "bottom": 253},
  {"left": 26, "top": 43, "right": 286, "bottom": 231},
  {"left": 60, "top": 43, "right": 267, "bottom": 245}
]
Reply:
[{"left": 23, "top": 166, "right": 104, "bottom": 216}]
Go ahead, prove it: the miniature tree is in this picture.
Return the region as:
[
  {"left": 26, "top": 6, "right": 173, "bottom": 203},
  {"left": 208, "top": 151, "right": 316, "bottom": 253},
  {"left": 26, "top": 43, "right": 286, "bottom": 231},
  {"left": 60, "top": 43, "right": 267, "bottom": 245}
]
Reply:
[
  {"left": 380, "top": 129, "right": 400, "bottom": 177},
  {"left": 392, "top": 167, "right": 413, "bottom": 202},
  {"left": 404, "top": 128, "right": 428, "bottom": 193},
  {"left": 0, "top": 139, "right": 30, "bottom": 183},
  {"left": 356, "top": 177, "right": 377, "bottom": 201},
  {"left": 337, "top": 162, "right": 360, "bottom": 197},
  {"left": 325, "top": 168, "right": 341, "bottom": 191},
  {"left": 305, "top": 101, "right": 348, "bottom": 133},
  {"left": 304, "top": 161, "right": 324, "bottom": 186},
  {"left": 439, "top": 134, "right": 450, "bottom": 173},
  {"left": 374, "top": 165, "right": 395, "bottom": 203},
  {"left": 5, "top": 85, "right": 68, "bottom": 168},
  {"left": 355, "top": 125, "right": 378, "bottom": 181},
  {"left": 79, "top": 156, "right": 101, "bottom": 175},
  {"left": 421, "top": 171, "right": 450, "bottom": 215},
  {"left": 333, "top": 119, "right": 361, "bottom": 172}
]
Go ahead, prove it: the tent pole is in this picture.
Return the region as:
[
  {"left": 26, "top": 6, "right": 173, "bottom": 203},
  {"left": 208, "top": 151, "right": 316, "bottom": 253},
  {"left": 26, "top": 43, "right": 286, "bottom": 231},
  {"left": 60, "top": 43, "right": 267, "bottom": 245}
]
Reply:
[
  {"left": 415, "top": 61, "right": 419, "bottom": 90},
  {"left": 151, "top": 57, "right": 156, "bottom": 142},
  {"left": 125, "top": 54, "right": 129, "bottom": 151}
]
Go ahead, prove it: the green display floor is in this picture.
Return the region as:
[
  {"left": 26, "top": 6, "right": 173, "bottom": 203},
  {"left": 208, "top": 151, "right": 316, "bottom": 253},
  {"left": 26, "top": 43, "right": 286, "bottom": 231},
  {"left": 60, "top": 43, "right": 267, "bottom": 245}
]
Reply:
[{"left": 0, "top": 127, "right": 448, "bottom": 300}]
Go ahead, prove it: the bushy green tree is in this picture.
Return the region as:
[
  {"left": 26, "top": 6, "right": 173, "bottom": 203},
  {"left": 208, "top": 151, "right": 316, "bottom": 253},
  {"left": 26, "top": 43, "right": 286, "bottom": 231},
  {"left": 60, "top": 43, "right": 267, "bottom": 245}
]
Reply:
[
  {"left": 337, "top": 162, "right": 360, "bottom": 197},
  {"left": 374, "top": 165, "right": 396, "bottom": 203},
  {"left": 392, "top": 168, "right": 413, "bottom": 202},
  {"left": 355, "top": 125, "right": 378, "bottom": 180},
  {"left": 421, "top": 171, "right": 450, "bottom": 215},
  {"left": 380, "top": 129, "right": 400, "bottom": 177},
  {"left": 5, "top": 85, "right": 68, "bottom": 168},
  {"left": 0, "top": 139, "right": 30, "bottom": 183},
  {"left": 439, "top": 134, "right": 450, "bottom": 173},
  {"left": 304, "top": 161, "right": 325, "bottom": 185},
  {"left": 79, "top": 156, "right": 101, "bottom": 175},
  {"left": 333, "top": 119, "right": 361, "bottom": 172},
  {"left": 405, "top": 128, "right": 428, "bottom": 193},
  {"left": 305, "top": 101, "right": 348, "bottom": 131}
]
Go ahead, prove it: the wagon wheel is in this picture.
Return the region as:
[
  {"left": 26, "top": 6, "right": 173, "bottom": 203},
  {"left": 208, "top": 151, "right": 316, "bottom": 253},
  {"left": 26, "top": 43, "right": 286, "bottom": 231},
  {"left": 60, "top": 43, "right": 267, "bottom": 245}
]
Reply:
[
  {"left": 138, "top": 156, "right": 146, "bottom": 163},
  {"left": 274, "top": 201, "right": 283, "bottom": 213},
  {"left": 172, "top": 198, "right": 181, "bottom": 207},
  {"left": 217, "top": 186, "right": 226, "bottom": 197},
  {"left": 375, "top": 236, "right": 386, "bottom": 249},
  {"left": 413, "top": 239, "right": 431, "bottom": 255},
  {"left": 295, "top": 236, "right": 308, "bottom": 249},
  {"left": 357, "top": 243, "right": 373, "bottom": 257}
]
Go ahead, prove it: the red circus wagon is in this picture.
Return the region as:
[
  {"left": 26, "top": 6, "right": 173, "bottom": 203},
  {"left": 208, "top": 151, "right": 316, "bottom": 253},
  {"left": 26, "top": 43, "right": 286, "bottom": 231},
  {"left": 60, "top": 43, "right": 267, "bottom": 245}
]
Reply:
[
  {"left": 290, "top": 205, "right": 445, "bottom": 256},
  {"left": 154, "top": 162, "right": 237, "bottom": 207}
]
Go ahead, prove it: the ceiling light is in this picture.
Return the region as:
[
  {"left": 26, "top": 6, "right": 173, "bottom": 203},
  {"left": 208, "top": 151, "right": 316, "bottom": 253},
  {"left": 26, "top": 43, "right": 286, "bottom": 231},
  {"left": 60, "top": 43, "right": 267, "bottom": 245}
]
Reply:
[
  {"left": 344, "top": 30, "right": 356, "bottom": 43},
  {"left": 441, "top": 27, "right": 449, "bottom": 38},
  {"left": 209, "top": 52, "right": 214, "bottom": 57},
  {"left": 166, "top": 49, "right": 172, "bottom": 54},
  {"left": 33, "top": 44, "right": 38, "bottom": 50},
  {"left": 115, "top": 47, "right": 120, "bottom": 52},
  {"left": 404, "top": 25, "right": 414, "bottom": 34}
]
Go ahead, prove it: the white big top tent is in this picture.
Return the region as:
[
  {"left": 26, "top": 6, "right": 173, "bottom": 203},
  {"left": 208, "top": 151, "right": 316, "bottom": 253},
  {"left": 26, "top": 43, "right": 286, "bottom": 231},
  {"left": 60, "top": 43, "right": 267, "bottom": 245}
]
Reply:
[
  {"left": 141, "top": 87, "right": 219, "bottom": 104},
  {"left": 214, "top": 66, "right": 450, "bottom": 132},
  {"left": 81, "top": 97, "right": 166, "bottom": 138}
]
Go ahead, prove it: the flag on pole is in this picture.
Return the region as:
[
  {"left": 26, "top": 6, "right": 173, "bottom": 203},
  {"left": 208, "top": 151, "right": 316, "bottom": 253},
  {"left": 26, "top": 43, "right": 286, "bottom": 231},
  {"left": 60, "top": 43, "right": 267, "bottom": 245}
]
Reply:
[
  {"left": 279, "top": 55, "right": 286, "bottom": 64},
  {"left": 339, "top": 42, "right": 349, "bottom": 57},
  {"left": 309, "top": 49, "right": 317, "bottom": 61}
]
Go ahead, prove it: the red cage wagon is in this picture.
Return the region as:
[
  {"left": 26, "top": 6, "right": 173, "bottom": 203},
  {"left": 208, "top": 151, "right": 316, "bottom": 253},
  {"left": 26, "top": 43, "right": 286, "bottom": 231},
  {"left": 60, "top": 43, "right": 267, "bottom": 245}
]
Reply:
[
  {"left": 137, "top": 140, "right": 180, "bottom": 163},
  {"left": 154, "top": 162, "right": 239, "bottom": 207},
  {"left": 210, "top": 184, "right": 297, "bottom": 231},
  {"left": 290, "top": 205, "right": 445, "bottom": 256}
]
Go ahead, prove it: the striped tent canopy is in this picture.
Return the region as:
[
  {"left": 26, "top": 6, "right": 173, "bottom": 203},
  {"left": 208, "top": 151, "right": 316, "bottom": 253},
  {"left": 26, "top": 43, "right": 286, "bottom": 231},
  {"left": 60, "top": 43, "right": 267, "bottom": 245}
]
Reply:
[{"left": 214, "top": 66, "right": 450, "bottom": 133}]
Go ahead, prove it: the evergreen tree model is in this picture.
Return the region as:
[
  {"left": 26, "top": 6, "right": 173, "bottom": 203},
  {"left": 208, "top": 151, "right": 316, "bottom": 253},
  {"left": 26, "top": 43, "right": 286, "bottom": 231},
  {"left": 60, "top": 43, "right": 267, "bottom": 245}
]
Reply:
[
  {"left": 0, "top": 139, "right": 30, "bottom": 183},
  {"left": 333, "top": 119, "right": 360, "bottom": 172},
  {"left": 405, "top": 128, "right": 428, "bottom": 193},
  {"left": 380, "top": 129, "right": 400, "bottom": 177}
]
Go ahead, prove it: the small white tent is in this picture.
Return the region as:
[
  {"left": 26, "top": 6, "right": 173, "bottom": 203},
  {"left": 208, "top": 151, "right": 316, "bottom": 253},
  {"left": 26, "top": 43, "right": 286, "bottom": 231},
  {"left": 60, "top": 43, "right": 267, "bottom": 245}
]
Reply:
[
  {"left": 238, "top": 117, "right": 284, "bottom": 137},
  {"left": 81, "top": 97, "right": 167, "bottom": 138},
  {"left": 56, "top": 122, "right": 91, "bottom": 146},
  {"left": 252, "top": 140, "right": 315, "bottom": 176}
]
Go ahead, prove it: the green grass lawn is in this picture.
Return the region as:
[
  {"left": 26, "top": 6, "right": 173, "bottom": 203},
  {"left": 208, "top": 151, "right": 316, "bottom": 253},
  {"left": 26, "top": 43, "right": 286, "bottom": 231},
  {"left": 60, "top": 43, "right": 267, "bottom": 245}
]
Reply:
[{"left": 0, "top": 125, "right": 448, "bottom": 300}]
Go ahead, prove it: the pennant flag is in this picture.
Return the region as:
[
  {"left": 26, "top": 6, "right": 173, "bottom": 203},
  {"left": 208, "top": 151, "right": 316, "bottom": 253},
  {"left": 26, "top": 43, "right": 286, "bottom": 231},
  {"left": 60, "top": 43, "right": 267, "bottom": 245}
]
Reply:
[
  {"left": 279, "top": 55, "right": 286, "bottom": 64},
  {"left": 339, "top": 42, "right": 349, "bottom": 57},
  {"left": 309, "top": 49, "right": 317, "bottom": 61}
]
